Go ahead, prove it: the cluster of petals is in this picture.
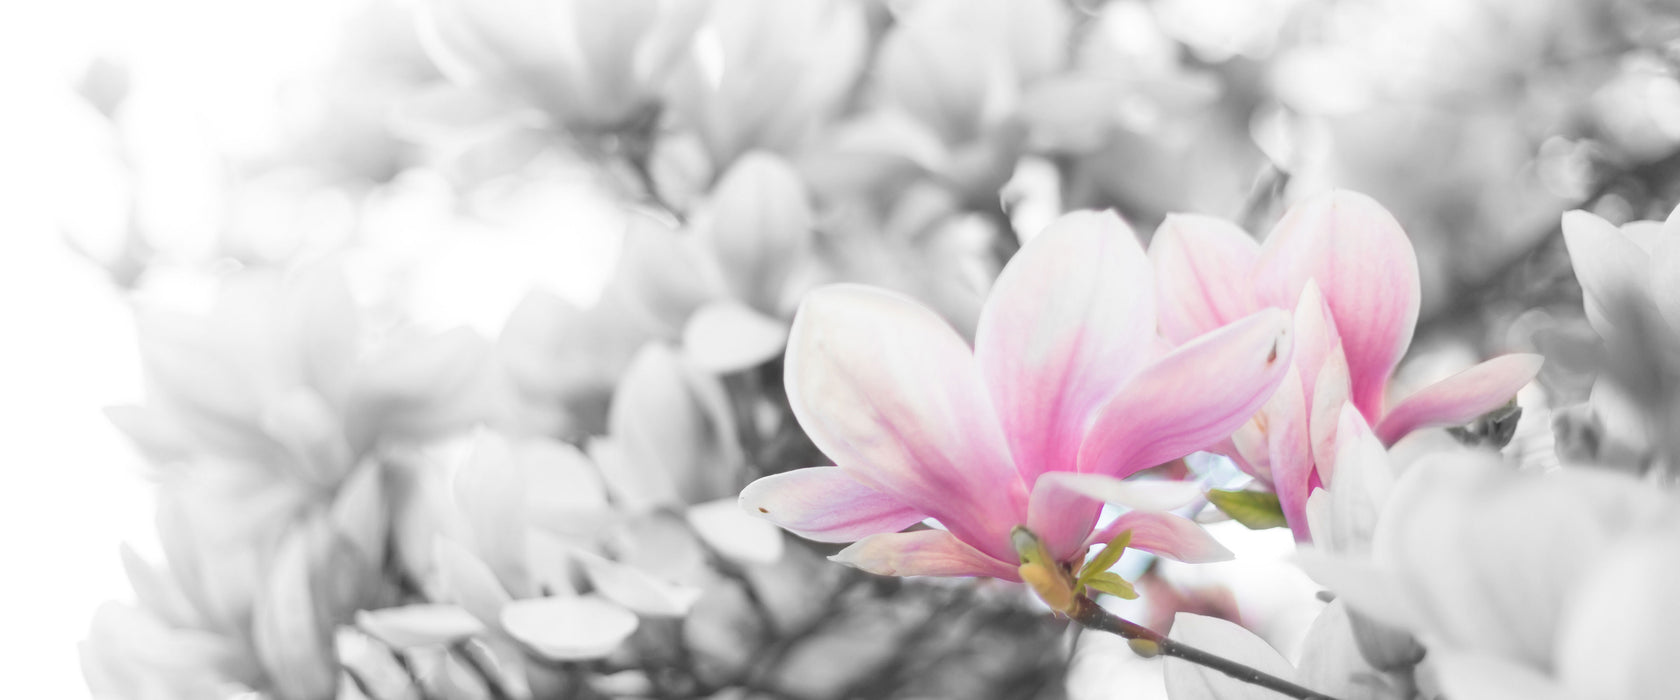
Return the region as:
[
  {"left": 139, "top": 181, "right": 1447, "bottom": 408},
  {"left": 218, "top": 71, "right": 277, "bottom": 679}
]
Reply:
[
  {"left": 1559, "top": 204, "right": 1680, "bottom": 468},
  {"left": 743, "top": 210, "right": 1298, "bottom": 577},
  {"left": 1150, "top": 190, "right": 1543, "bottom": 538},
  {"left": 1302, "top": 452, "right": 1680, "bottom": 699}
]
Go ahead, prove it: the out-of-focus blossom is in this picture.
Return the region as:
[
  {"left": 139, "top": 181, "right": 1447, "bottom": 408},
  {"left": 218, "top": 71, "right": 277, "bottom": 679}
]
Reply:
[
  {"left": 611, "top": 152, "right": 818, "bottom": 373},
  {"left": 1561, "top": 205, "right": 1680, "bottom": 472},
  {"left": 1020, "top": 1, "right": 1245, "bottom": 222},
  {"left": 742, "top": 211, "right": 1295, "bottom": 585},
  {"left": 803, "top": 179, "right": 1000, "bottom": 338},
  {"left": 417, "top": 0, "right": 700, "bottom": 133},
  {"left": 1162, "top": 603, "right": 1409, "bottom": 700},
  {"left": 111, "top": 265, "right": 494, "bottom": 478},
  {"left": 1152, "top": 190, "right": 1543, "bottom": 537},
  {"left": 840, "top": 0, "right": 1068, "bottom": 198},
  {"left": 1303, "top": 454, "right": 1680, "bottom": 699},
  {"left": 1136, "top": 569, "right": 1244, "bottom": 635},
  {"left": 90, "top": 265, "right": 491, "bottom": 697},
  {"left": 1022, "top": 1, "right": 1218, "bottom": 155},
  {"left": 372, "top": 430, "right": 705, "bottom": 696},
  {"left": 497, "top": 285, "right": 657, "bottom": 439},
  {"left": 1562, "top": 206, "right": 1680, "bottom": 339},
  {"left": 379, "top": 339, "right": 784, "bottom": 688},
  {"left": 663, "top": 0, "right": 866, "bottom": 170}
]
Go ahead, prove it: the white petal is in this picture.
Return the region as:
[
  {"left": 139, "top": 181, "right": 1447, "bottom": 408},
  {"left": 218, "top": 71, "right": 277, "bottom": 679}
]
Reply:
[
  {"left": 356, "top": 605, "right": 485, "bottom": 649},
  {"left": 1556, "top": 525, "right": 1680, "bottom": 699},
  {"left": 1432, "top": 651, "right": 1571, "bottom": 700},
  {"left": 433, "top": 537, "right": 513, "bottom": 628},
  {"left": 1324, "top": 403, "right": 1392, "bottom": 553},
  {"left": 1561, "top": 209, "right": 1652, "bottom": 338},
  {"left": 574, "top": 550, "right": 703, "bottom": 618},
  {"left": 681, "top": 300, "right": 789, "bottom": 374},
  {"left": 700, "top": 151, "right": 814, "bottom": 311},
  {"left": 687, "top": 497, "right": 785, "bottom": 565},
  {"left": 501, "top": 596, "right": 639, "bottom": 660},
  {"left": 1163, "top": 613, "right": 1296, "bottom": 700}
]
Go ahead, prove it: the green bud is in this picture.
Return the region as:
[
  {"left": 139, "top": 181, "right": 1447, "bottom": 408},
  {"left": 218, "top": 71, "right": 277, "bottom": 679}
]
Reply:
[{"left": 1206, "top": 489, "right": 1289, "bottom": 530}]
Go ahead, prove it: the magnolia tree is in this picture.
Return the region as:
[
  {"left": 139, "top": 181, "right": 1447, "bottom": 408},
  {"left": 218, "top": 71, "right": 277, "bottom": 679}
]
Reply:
[{"left": 74, "top": 0, "right": 1680, "bottom": 699}]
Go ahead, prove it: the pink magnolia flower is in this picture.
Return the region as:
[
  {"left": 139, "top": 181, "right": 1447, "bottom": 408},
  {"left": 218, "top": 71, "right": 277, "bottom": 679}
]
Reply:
[
  {"left": 740, "top": 211, "right": 1296, "bottom": 579},
  {"left": 1150, "top": 190, "right": 1543, "bottom": 538}
]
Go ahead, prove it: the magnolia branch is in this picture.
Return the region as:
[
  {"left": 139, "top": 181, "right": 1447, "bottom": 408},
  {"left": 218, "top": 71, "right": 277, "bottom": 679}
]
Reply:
[{"left": 1068, "top": 596, "right": 1340, "bottom": 700}]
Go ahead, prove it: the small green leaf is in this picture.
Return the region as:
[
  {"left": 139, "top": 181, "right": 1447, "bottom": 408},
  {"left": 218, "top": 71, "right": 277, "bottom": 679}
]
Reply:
[
  {"left": 1076, "top": 529, "right": 1133, "bottom": 584},
  {"left": 1083, "top": 571, "right": 1139, "bottom": 600},
  {"left": 1206, "top": 489, "right": 1289, "bottom": 530}
]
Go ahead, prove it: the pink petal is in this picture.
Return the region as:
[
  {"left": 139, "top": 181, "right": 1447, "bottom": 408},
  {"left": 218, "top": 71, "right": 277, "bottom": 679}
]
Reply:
[
  {"left": 1085, "top": 511, "right": 1232, "bottom": 563},
  {"left": 1079, "top": 308, "right": 1295, "bottom": 480},
  {"left": 1561, "top": 209, "right": 1652, "bottom": 338},
  {"left": 1226, "top": 422, "right": 1272, "bottom": 483},
  {"left": 1289, "top": 280, "right": 1342, "bottom": 403},
  {"left": 1150, "top": 213, "right": 1265, "bottom": 345},
  {"left": 1262, "top": 365, "right": 1314, "bottom": 542},
  {"left": 738, "top": 466, "right": 927, "bottom": 543},
  {"left": 1033, "top": 473, "right": 1206, "bottom": 511},
  {"left": 1256, "top": 191, "right": 1420, "bottom": 421},
  {"left": 975, "top": 211, "right": 1155, "bottom": 484},
  {"left": 1026, "top": 473, "right": 1203, "bottom": 563},
  {"left": 831, "top": 529, "right": 1020, "bottom": 580},
  {"left": 785, "top": 285, "right": 1028, "bottom": 562},
  {"left": 1373, "top": 354, "right": 1543, "bottom": 445},
  {"left": 1308, "top": 345, "right": 1352, "bottom": 488}
]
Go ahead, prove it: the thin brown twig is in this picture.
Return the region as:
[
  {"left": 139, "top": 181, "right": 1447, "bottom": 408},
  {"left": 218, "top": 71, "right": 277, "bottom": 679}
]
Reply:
[{"left": 1070, "top": 596, "right": 1339, "bottom": 700}]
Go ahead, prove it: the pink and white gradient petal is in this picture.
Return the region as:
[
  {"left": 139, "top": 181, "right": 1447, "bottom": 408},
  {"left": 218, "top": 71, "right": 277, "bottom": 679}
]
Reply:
[
  {"left": 1085, "top": 511, "right": 1233, "bottom": 564},
  {"left": 975, "top": 211, "right": 1156, "bottom": 485},
  {"left": 1255, "top": 191, "right": 1420, "bottom": 421},
  {"left": 1079, "top": 308, "right": 1295, "bottom": 480},
  {"left": 1026, "top": 472, "right": 1203, "bottom": 562},
  {"left": 1374, "top": 354, "right": 1544, "bottom": 446},
  {"left": 738, "top": 467, "right": 927, "bottom": 543},
  {"left": 784, "top": 285, "right": 1028, "bottom": 562},
  {"left": 1150, "top": 213, "right": 1265, "bottom": 345},
  {"left": 830, "top": 529, "right": 1020, "bottom": 580},
  {"left": 1307, "top": 345, "right": 1352, "bottom": 487},
  {"left": 1262, "top": 365, "right": 1314, "bottom": 542}
]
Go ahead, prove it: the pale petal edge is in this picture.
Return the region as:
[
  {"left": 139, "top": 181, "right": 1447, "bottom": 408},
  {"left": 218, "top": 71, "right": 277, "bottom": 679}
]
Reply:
[
  {"left": 739, "top": 466, "right": 926, "bottom": 543},
  {"left": 1086, "top": 511, "right": 1232, "bottom": 564},
  {"left": 1373, "top": 354, "right": 1543, "bottom": 445},
  {"left": 831, "top": 529, "right": 1019, "bottom": 580}
]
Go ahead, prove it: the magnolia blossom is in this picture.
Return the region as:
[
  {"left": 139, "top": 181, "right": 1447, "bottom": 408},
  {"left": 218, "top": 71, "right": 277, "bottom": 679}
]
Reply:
[
  {"left": 662, "top": 0, "right": 866, "bottom": 168},
  {"left": 91, "top": 265, "right": 492, "bottom": 699},
  {"left": 742, "top": 211, "right": 1296, "bottom": 581},
  {"left": 1303, "top": 454, "right": 1680, "bottom": 699},
  {"left": 1561, "top": 205, "right": 1680, "bottom": 337},
  {"left": 1150, "top": 190, "right": 1543, "bottom": 537},
  {"left": 1163, "top": 603, "right": 1409, "bottom": 700},
  {"left": 613, "top": 152, "right": 817, "bottom": 374},
  {"left": 417, "top": 0, "right": 700, "bottom": 132},
  {"left": 369, "top": 342, "right": 783, "bottom": 682},
  {"left": 1560, "top": 204, "right": 1680, "bottom": 470}
]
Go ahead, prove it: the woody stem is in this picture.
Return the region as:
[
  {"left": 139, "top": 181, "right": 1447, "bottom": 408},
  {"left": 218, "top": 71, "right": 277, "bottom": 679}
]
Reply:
[{"left": 1069, "top": 595, "right": 1340, "bottom": 700}]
